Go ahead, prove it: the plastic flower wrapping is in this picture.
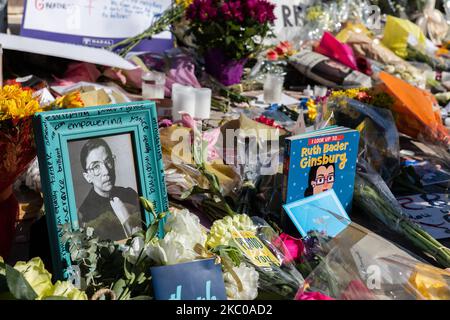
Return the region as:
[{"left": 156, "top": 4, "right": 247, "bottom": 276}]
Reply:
[
  {"left": 207, "top": 214, "right": 305, "bottom": 299},
  {"left": 297, "top": 222, "right": 450, "bottom": 300},
  {"left": 0, "top": 85, "right": 41, "bottom": 193}
]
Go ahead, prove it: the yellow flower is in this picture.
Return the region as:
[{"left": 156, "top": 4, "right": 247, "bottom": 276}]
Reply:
[
  {"left": 13, "top": 257, "right": 54, "bottom": 299},
  {"left": 0, "top": 85, "right": 41, "bottom": 121},
  {"left": 306, "top": 99, "right": 317, "bottom": 121},
  {"left": 408, "top": 264, "right": 450, "bottom": 300},
  {"left": 330, "top": 88, "right": 369, "bottom": 100},
  {"left": 54, "top": 91, "right": 84, "bottom": 109},
  {"left": 207, "top": 215, "right": 256, "bottom": 249},
  {"left": 51, "top": 281, "right": 88, "bottom": 300},
  {"left": 175, "top": 0, "right": 193, "bottom": 8}
]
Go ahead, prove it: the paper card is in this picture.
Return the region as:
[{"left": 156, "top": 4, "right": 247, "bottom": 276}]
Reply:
[
  {"left": 21, "top": 0, "right": 172, "bottom": 53},
  {"left": 283, "top": 189, "right": 351, "bottom": 238},
  {"left": 412, "top": 163, "right": 450, "bottom": 186},
  {"left": 231, "top": 231, "right": 280, "bottom": 268},
  {"left": 150, "top": 258, "right": 227, "bottom": 300},
  {"left": 397, "top": 193, "right": 450, "bottom": 240}
]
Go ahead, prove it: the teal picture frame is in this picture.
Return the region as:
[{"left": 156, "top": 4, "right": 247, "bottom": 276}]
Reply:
[{"left": 33, "top": 101, "right": 168, "bottom": 280}]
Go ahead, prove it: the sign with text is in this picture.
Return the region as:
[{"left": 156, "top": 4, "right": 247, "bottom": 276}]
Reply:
[
  {"left": 397, "top": 193, "right": 450, "bottom": 240},
  {"left": 21, "top": 0, "right": 172, "bottom": 52},
  {"left": 231, "top": 231, "right": 280, "bottom": 268},
  {"left": 270, "top": 0, "right": 381, "bottom": 44},
  {"left": 150, "top": 259, "right": 227, "bottom": 300},
  {"left": 270, "top": 0, "right": 308, "bottom": 44}
]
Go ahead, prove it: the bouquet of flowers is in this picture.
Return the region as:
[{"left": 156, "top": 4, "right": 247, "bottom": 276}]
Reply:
[
  {"left": 185, "top": 0, "right": 276, "bottom": 85},
  {"left": 0, "top": 85, "right": 41, "bottom": 258},
  {"left": 0, "top": 85, "right": 84, "bottom": 259},
  {"left": 108, "top": 0, "right": 193, "bottom": 57},
  {"left": 297, "top": 222, "right": 450, "bottom": 300}
]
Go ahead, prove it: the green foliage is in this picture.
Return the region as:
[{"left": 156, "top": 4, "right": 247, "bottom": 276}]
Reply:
[
  {"left": 0, "top": 262, "right": 38, "bottom": 300},
  {"left": 62, "top": 196, "right": 168, "bottom": 300}
]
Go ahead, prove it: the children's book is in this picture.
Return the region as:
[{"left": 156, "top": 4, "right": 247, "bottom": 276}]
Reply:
[
  {"left": 283, "top": 189, "right": 351, "bottom": 238},
  {"left": 283, "top": 126, "right": 359, "bottom": 212}
]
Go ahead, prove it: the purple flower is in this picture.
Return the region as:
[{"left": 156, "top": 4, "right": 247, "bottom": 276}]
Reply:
[
  {"left": 221, "top": 1, "right": 244, "bottom": 22},
  {"left": 186, "top": 0, "right": 218, "bottom": 22},
  {"left": 244, "top": 0, "right": 276, "bottom": 24}
]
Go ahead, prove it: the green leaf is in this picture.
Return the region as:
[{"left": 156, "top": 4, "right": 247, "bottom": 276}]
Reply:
[
  {"left": 136, "top": 272, "right": 148, "bottom": 285},
  {"left": 146, "top": 223, "right": 159, "bottom": 243},
  {"left": 5, "top": 265, "right": 38, "bottom": 300},
  {"left": 112, "top": 278, "right": 127, "bottom": 297},
  {"left": 180, "top": 186, "right": 211, "bottom": 200},
  {"left": 130, "top": 295, "right": 152, "bottom": 300},
  {"left": 42, "top": 296, "right": 70, "bottom": 300}
]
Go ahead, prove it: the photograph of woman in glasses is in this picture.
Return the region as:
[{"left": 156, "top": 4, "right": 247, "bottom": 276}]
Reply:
[
  {"left": 304, "top": 163, "right": 335, "bottom": 197},
  {"left": 69, "top": 136, "right": 142, "bottom": 242}
]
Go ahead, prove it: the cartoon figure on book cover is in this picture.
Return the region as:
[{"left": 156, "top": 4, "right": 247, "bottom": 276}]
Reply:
[{"left": 304, "top": 163, "right": 335, "bottom": 197}]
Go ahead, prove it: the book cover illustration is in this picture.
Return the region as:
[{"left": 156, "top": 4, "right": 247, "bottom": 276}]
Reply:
[
  {"left": 283, "top": 189, "right": 351, "bottom": 238},
  {"left": 284, "top": 128, "right": 359, "bottom": 212},
  {"left": 150, "top": 258, "right": 227, "bottom": 300}
]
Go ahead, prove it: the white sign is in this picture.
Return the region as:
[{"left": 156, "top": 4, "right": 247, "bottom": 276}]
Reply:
[
  {"left": 270, "top": 0, "right": 309, "bottom": 44},
  {"left": 397, "top": 193, "right": 450, "bottom": 240},
  {"left": 21, "top": 0, "right": 172, "bottom": 51}
]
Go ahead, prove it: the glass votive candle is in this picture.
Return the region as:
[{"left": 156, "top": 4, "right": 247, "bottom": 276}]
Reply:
[
  {"left": 142, "top": 71, "right": 166, "bottom": 100},
  {"left": 194, "top": 88, "right": 212, "bottom": 120},
  {"left": 263, "top": 74, "right": 284, "bottom": 104}
]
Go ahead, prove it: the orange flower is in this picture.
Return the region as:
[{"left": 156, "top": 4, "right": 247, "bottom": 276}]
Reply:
[{"left": 0, "top": 85, "right": 41, "bottom": 122}]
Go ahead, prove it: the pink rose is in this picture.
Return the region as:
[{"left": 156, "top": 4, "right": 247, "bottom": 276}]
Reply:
[
  {"left": 295, "top": 291, "right": 335, "bottom": 300},
  {"left": 274, "top": 233, "right": 305, "bottom": 264}
]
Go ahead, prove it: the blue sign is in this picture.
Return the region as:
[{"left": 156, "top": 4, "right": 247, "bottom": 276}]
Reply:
[{"left": 150, "top": 259, "right": 227, "bottom": 300}]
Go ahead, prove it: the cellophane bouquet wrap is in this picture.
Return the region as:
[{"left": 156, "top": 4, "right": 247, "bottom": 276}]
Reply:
[
  {"left": 207, "top": 215, "right": 304, "bottom": 299},
  {"left": 297, "top": 222, "right": 450, "bottom": 300}
]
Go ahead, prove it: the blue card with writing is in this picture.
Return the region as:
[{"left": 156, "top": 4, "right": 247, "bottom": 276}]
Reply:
[
  {"left": 282, "top": 189, "right": 351, "bottom": 238},
  {"left": 150, "top": 258, "right": 227, "bottom": 300}
]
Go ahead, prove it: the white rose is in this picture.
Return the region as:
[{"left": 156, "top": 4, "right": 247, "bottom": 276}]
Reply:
[{"left": 223, "top": 264, "right": 259, "bottom": 300}]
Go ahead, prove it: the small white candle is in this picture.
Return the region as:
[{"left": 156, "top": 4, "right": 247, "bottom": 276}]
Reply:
[
  {"left": 172, "top": 85, "right": 195, "bottom": 121},
  {"left": 263, "top": 74, "right": 284, "bottom": 104},
  {"left": 194, "top": 88, "right": 212, "bottom": 120},
  {"left": 171, "top": 83, "right": 184, "bottom": 121}
]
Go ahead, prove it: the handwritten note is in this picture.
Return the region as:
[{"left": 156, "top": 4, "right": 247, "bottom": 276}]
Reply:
[
  {"left": 21, "top": 0, "right": 172, "bottom": 51},
  {"left": 397, "top": 193, "right": 450, "bottom": 240}
]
